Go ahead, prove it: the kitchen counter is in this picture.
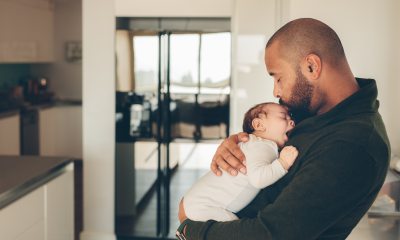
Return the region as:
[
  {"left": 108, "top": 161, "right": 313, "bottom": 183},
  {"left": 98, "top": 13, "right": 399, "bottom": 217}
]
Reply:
[
  {"left": 0, "top": 98, "right": 82, "bottom": 116},
  {"left": 348, "top": 170, "right": 400, "bottom": 240},
  {"left": 22, "top": 98, "right": 82, "bottom": 111},
  {"left": 0, "top": 156, "right": 73, "bottom": 210},
  {"left": 0, "top": 108, "right": 19, "bottom": 119}
]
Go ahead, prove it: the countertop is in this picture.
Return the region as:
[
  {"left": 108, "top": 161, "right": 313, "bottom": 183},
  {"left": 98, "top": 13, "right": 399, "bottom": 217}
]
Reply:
[
  {"left": 0, "top": 99, "right": 82, "bottom": 119},
  {"left": 348, "top": 170, "right": 400, "bottom": 240},
  {"left": 0, "top": 156, "right": 73, "bottom": 210},
  {"left": 0, "top": 108, "right": 20, "bottom": 119},
  {"left": 25, "top": 99, "right": 82, "bottom": 110}
]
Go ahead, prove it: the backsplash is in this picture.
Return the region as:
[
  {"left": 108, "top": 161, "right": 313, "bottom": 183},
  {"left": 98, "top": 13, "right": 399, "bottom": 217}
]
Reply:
[{"left": 0, "top": 64, "right": 30, "bottom": 91}]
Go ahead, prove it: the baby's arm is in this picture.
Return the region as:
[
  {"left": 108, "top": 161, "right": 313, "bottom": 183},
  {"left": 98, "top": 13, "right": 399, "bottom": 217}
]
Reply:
[
  {"left": 245, "top": 142, "right": 298, "bottom": 189},
  {"left": 278, "top": 146, "right": 299, "bottom": 171}
]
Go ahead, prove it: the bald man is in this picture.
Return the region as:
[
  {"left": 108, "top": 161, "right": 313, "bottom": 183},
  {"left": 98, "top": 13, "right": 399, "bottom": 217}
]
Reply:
[{"left": 176, "top": 18, "right": 390, "bottom": 240}]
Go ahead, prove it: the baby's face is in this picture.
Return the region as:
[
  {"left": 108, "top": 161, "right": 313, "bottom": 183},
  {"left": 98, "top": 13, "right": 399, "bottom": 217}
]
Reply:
[{"left": 259, "top": 104, "right": 295, "bottom": 147}]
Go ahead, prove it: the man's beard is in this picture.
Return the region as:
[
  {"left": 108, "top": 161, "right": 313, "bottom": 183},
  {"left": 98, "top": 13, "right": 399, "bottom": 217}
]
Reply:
[{"left": 279, "top": 68, "right": 314, "bottom": 123}]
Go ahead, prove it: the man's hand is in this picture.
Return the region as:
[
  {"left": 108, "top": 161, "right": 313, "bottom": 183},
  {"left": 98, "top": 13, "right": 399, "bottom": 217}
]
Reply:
[
  {"left": 178, "top": 198, "right": 187, "bottom": 223},
  {"left": 211, "top": 132, "right": 249, "bottom": 176}
]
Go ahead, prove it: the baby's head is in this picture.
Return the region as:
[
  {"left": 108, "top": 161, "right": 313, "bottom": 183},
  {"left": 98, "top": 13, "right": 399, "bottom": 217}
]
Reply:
[{"left": 242, "top": 102, "right": 295, "bottom": 147}]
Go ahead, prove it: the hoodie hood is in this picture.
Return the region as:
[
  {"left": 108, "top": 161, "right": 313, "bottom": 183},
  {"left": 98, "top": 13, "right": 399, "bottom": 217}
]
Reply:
[{"left": 289, "top": 78, "right": 379, "bottom": 136}]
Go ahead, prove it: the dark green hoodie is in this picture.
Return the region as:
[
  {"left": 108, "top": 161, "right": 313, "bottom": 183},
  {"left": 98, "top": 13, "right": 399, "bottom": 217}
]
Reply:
[{"left": 185, "top": 78, "right": 390, "bottom": 240}]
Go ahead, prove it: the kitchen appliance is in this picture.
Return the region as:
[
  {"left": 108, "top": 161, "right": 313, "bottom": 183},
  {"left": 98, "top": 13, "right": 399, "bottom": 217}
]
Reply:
[
  {"left": 116, "top": 91, "right": 154, "bottom": 141},
  {"left": 22, "top": 76, "right": 53, "bottom": 104},
  {"left": 129, "top": 104, "right": 142, "bottom": 136},
  {"left": 38, "top": 77, "right": 48, "bottom": 94}
]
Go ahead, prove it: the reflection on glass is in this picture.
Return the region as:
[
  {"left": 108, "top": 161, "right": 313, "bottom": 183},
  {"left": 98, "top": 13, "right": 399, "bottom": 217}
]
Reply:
[
  {"left": 170, "top": 34, "right": 200, "bottom": 94},
  {"left": 200, "top": 32, "right": 231, "bottom": 94},
  {"left": 133, "top": 36, "right": 159, "bottom": 93}
]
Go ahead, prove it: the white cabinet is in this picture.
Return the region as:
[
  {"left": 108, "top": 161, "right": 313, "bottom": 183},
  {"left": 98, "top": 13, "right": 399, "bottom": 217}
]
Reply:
[
  {"left": 0, "top": 186, "right": 45, "bottom": 240},
  {"left": 0, "top": 113, "right": 20, "bottom": 155},
  {"left": 0, "top": 165, "right": 74, "bottom": 240},
  {"left": 39, "top": 106, "right": 82, "bottom": 158},
  {"left": 0, "top": 0, "right": 54, "bottom": 63},
  {"left": 46, "top": 168, "right": 74, "bottom": 240}
]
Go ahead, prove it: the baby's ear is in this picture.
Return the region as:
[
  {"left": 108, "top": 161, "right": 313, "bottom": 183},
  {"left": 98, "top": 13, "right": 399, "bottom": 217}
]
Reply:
[{"left": 251, "top": 118, "right": 264, "bottom": 131}]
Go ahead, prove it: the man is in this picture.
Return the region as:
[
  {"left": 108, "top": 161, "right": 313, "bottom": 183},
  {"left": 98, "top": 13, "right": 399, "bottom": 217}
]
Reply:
[{"left": 177, "top": 18, "right": 390, "bottom": 240}]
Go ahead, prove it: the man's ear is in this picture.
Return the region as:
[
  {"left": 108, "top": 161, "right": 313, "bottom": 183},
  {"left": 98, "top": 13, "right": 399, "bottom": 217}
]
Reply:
[
  {"left": 302, "top": 54, "right": 322, "bottom": 80},
  {"left": 251, "top": 118, "right": 265, "bottom": 131}
]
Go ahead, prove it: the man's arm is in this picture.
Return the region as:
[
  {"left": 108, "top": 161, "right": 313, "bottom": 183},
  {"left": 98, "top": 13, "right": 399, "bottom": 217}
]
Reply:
[{"left": 185, "top": 143, "right": 380, "bottom": 240}]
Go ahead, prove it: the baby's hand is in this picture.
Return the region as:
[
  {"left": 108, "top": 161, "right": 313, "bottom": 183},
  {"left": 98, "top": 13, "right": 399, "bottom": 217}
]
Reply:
[{"left": 278, "top": 146, "right": 298, "bottom": 170}]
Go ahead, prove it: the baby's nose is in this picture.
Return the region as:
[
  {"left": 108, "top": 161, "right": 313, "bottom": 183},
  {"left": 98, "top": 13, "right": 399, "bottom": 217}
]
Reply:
[{"left": 288, "top": 120, "right": 295, "bottom": 127}]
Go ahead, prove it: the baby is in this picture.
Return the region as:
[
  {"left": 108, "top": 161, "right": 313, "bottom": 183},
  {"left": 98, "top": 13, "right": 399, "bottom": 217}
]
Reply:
[{"left": 180, "top": 102, "right": 298, "bottom": 221}]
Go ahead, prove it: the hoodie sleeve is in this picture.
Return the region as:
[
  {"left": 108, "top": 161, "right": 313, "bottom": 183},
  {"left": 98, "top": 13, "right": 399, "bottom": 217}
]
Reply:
[{"left": 184, "top": 143, "right": 381, "bottom": 240}]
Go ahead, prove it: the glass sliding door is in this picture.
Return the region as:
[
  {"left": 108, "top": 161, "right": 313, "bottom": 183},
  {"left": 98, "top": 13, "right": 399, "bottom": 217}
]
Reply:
[
  {"left": 115, "top": 31, "right": 161, "bottom": 238},
  {"left": 198, "top": 32, "right": 231, "bottom": 139},
  {"left": 115, "top": 31, "right": 174, "bottom": 239},
  {"left": 115, "top": 18, "right": 231, "bottom": 239},
  {"left": 170, "top": 32, "right": 231, "bottom": 141}
]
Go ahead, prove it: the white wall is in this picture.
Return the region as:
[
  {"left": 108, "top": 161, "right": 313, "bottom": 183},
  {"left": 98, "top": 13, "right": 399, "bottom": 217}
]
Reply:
[
  {"left": 31, "top": 0, "right": 82, "bottom": 100},
  {"left": 115, "top": 0, "right": 232, "bottom": 17},
  {"left": 81, "top": 0, "right": 116, "bottom": 239},
  {"left": 230, "top": 0, "right": 277, "bottom": 132},
  {"left": 393, "top": 0, "right": 400, "bottom": 154},
  {"left": 281, "top": 0, "right": 400, "bottom": 154},
  {"left": 388, "top": 0, "right": 400, "bottom": 155}
]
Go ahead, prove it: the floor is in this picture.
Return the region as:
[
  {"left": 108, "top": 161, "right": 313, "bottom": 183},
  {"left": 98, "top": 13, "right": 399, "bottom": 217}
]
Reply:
[
  {"left": 116, "top": 142, "right": 217, "bottom": 239},
  {"left": 169, "top": 142, "right": 215, "bottom": 238}
]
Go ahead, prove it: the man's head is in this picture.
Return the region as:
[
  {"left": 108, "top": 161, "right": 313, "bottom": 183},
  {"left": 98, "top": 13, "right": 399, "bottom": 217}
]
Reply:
[
  {"left": 265, "top": 18, "right": 351, "bottom": 122},
  {"left": 242, "top": 102, "right": 295, "bottom": 147}
]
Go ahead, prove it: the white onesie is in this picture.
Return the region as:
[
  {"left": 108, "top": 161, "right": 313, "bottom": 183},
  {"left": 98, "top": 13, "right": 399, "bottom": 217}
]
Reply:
[{"left": 183, "top": 134, "right": 287, "bottom": 221}]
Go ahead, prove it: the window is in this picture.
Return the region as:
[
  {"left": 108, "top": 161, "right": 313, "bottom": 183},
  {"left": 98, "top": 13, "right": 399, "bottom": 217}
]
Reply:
[
  {"left": 170, "top": 34, "right": 200, "bottom": 94},
  {"left": 200, "top": 32, "right": 231, "bottom": 94},
  {"left": 133, "top": 35, "right": 159, "bottom": 93},
  {"left": 168, "top": 32, "right": 231, "bottom": 94}
]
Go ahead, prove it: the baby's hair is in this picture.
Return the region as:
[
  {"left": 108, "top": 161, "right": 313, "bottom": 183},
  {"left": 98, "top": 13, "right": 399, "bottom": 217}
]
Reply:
[{"left": 242, "top": 102, "right": 274, "bottom": 134}]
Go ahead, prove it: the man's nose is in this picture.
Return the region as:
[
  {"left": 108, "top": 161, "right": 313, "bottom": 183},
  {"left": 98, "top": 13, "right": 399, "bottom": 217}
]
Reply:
[{"left": 273, "top": 85, "right": 281, "bottom": 98}]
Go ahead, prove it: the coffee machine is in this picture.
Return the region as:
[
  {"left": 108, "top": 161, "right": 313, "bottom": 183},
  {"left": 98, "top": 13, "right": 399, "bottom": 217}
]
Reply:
[
  {"left": 116, "top": 91, "right": 153, "bottom": 142},
  {"left": 22, "top": 76, "right": 53, "bottom": 104}
]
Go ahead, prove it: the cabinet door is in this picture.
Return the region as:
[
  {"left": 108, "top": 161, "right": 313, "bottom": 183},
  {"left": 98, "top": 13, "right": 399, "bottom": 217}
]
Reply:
[
  {"left": 46, "top": 167, "right": 74, "bottom": 240},
  {"left": 0, "top": 187, "right": 45, "bottom": 240},
  {"left": 0, "top": 114, "right": 20, "bottom": 155},
  {"left": 39, "top": 106, "right": 82, "bottom": 158},
  {"left": 0, "top": 167, "right": 74, "bottom": 240},
  {"left": 15, "top": 220, "right": 45, "bottom": 240},
  {"left": 0, "top": 0, "right": 54, "bottom": 62}
]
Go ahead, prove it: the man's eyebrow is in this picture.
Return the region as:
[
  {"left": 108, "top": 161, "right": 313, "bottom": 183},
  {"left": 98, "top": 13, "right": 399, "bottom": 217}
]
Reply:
[{"left": 268, "top": 72, "right": 275, "bottom": 76}]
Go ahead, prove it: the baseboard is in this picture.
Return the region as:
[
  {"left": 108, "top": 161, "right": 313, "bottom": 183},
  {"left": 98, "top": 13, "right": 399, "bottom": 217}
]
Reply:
[{"left": 80, "top": 231, "right": 117, "bottom": 240}]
